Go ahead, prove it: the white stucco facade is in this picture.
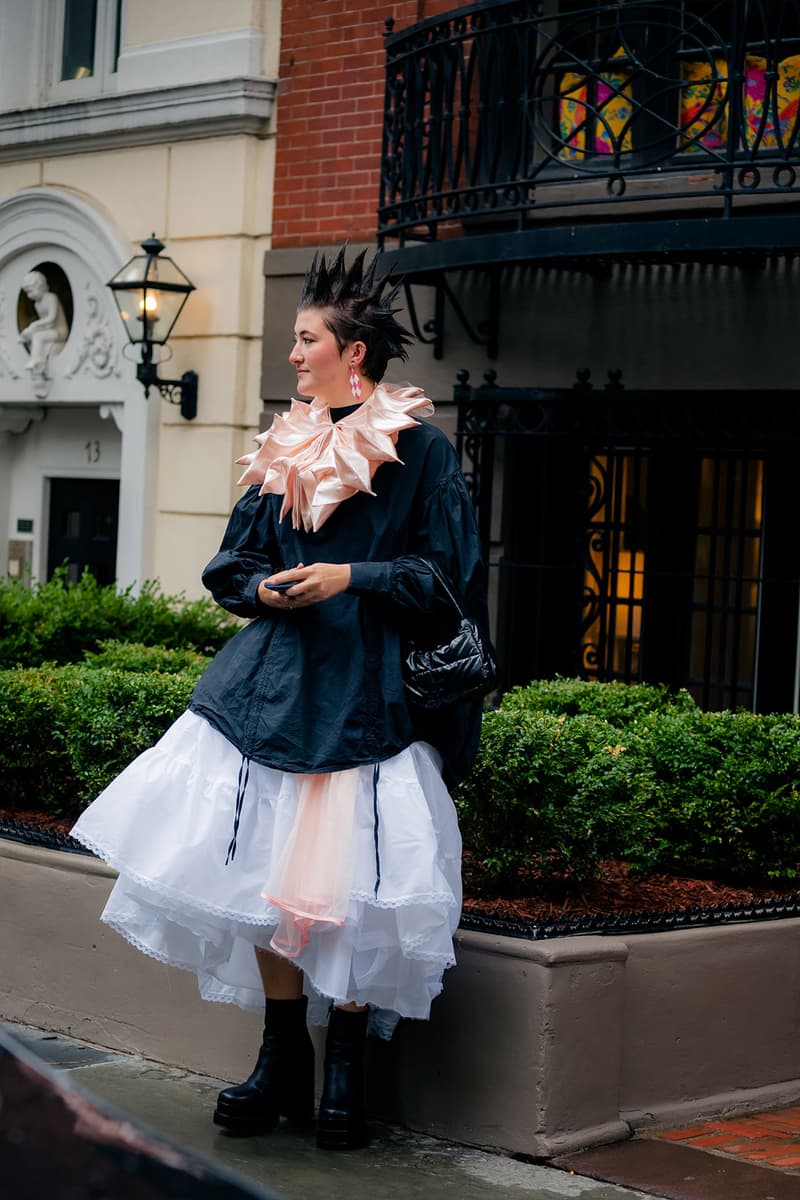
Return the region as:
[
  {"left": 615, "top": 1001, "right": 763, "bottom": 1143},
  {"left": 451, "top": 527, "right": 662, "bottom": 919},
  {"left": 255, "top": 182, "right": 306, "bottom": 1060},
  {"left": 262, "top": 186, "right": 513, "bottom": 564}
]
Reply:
[{"left": 0, "top": 0, "right": 279, "bottom": 594}]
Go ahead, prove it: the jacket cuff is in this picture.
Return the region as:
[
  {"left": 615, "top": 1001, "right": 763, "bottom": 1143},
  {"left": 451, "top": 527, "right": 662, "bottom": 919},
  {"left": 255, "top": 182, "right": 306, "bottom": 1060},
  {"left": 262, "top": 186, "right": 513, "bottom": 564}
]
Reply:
[
  {"left": 348, "top": 562, "right": 393, "bottom": 593},
  {"left": 244, "top": 572, "right": 268, "bottom": 610}
]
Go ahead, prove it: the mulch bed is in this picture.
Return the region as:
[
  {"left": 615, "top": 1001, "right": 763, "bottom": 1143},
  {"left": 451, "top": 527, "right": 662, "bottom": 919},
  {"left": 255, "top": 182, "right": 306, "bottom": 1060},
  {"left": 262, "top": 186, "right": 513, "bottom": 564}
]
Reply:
[
  {"left": 461, "top": 855, "right": 795, "bottom": 922},
  {"left": 1, "top": 809, "right": 77, "bottom": 835},
  {"left": 4, "top": 807, "right": 793, "bottom": 921},
  {"left": 461, "top": 870, "right": 792, "bottom": 923}
]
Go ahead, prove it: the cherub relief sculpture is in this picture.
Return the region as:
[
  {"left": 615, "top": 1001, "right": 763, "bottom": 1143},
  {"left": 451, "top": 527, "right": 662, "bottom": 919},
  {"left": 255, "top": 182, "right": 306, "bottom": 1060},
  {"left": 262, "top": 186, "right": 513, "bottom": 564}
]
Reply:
[{"left": 18, "top": 271, "right": 69, "bottom": 390}]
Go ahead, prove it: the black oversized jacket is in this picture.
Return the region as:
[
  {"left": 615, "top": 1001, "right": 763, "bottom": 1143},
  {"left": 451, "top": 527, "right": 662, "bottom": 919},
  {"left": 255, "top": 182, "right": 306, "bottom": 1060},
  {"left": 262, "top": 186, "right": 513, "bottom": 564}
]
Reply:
[{"left": 189, "top": 410, "right": 489, "bottom": 785}]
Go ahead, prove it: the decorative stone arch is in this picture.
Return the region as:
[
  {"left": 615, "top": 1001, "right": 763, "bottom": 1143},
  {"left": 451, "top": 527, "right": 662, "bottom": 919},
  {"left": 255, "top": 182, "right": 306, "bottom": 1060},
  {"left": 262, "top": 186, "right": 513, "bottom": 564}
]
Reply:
[{"left": 0, "top": 186, "right": 158, "bottom": 588}]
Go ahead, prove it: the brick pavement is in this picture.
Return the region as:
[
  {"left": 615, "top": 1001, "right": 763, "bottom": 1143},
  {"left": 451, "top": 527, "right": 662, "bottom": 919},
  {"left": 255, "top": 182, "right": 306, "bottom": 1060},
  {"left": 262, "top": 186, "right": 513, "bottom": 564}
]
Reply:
[
  {"left": 556, "top": 1104, "right": 800, "bottom": 1199},
  {"left": 658, "top": 1105, "right": 800, "bottom": 1172}
]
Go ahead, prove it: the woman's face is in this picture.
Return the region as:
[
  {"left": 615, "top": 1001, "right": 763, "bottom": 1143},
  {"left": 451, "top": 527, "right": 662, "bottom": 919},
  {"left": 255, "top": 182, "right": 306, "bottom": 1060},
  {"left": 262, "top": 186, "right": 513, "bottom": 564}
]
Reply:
[{"left": 289, "top": 308, "right": 348, "bottom": 401}]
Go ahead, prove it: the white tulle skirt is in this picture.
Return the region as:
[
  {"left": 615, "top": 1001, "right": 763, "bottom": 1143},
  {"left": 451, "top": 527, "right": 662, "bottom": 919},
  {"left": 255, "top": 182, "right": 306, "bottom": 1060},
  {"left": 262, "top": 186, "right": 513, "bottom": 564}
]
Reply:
[{"left": 70, "top": 710, "right": 462, "bottom": 1037}]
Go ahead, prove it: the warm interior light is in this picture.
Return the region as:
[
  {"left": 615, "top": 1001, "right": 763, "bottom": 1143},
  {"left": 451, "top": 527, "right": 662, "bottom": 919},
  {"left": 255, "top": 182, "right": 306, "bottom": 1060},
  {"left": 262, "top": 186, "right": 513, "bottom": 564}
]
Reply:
[
  {"left": 106, "top": 236, "right": 198, "bottom": 417},
  {"left": 583, "top": 453, "right": 647, "bottom": 678}
]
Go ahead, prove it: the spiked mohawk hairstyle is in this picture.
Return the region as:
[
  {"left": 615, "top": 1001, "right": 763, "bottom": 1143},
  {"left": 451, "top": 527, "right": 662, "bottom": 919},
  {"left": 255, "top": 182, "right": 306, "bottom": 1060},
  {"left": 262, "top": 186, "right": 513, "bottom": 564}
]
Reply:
[{"left": 297, "top": 246, "right": 413, "bottom": 383}]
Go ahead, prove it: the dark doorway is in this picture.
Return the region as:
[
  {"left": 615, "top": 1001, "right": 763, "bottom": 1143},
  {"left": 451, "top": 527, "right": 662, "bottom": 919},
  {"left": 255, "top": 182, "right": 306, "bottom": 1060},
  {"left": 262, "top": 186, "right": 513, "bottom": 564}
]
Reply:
[
  {"left": 47, "top": 478, "right": 120, "bottom": 586},
  {"left": 456, "top": 375, "right": 800, "bottom": 713}
]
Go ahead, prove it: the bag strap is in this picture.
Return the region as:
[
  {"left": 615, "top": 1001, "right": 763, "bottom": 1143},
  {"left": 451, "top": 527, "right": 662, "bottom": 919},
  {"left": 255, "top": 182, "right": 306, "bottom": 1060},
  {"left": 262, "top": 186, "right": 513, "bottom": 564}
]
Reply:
[{"left": 423, "top": 558, "right": 465, "bottom": 619}]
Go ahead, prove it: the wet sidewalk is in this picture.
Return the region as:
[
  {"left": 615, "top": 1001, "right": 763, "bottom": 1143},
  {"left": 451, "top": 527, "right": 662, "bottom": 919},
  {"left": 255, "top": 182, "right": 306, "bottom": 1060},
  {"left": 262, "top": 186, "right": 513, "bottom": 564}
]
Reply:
[
  {"left": 1, "top": 1020, "right": 653, "bottom": 1200},
  {"left": 5, "top": 1019, "right": 800, "bottom": 1200}
]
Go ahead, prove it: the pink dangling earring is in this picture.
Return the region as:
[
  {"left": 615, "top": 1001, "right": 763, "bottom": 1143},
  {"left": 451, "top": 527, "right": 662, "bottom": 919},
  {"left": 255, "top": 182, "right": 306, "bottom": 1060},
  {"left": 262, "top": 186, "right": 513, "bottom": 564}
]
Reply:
[{"left": 348, "top": 365, "right": 362, "bottom": 403}]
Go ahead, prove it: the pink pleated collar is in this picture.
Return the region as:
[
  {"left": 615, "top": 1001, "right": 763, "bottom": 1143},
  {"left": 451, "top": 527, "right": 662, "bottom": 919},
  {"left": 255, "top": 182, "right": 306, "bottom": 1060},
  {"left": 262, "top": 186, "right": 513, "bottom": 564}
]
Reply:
[{"left": 235, "top": 383, "right": 434, "bottom": 533}]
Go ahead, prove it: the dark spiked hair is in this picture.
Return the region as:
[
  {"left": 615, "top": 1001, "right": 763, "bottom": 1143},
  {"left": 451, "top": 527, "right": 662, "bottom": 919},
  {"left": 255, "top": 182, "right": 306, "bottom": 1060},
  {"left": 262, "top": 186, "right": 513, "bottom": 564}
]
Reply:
[{"left": 297, "top": 246, "right": 413, "bottom": 382}]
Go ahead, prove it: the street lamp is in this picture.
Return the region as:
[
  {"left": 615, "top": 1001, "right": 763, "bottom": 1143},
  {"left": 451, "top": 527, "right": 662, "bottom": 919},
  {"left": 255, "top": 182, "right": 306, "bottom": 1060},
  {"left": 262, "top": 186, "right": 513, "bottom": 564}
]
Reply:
[{"left": 107, "top": 235, "right": 198, "bottom": 421}]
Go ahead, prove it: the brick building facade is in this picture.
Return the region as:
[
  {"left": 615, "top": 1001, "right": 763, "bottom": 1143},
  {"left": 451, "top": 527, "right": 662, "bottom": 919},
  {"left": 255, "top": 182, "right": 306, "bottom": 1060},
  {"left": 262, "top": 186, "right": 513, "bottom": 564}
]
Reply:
[{"left": 272, "top": 2, "right": 466, "bottom": 247}]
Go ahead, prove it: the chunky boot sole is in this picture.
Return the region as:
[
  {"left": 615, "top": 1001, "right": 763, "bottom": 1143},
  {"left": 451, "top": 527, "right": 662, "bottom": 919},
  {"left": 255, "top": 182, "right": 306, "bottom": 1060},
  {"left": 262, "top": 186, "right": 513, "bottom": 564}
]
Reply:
[
  {"left": 316, "top": 1115, "right": 368, "bottom": 1151},
  {"left": 213, "top": 1093, "right": 314, "bottom": 1136},
  {"left": 213, "top": 1106, "right": 279, "bottom": 1137}
]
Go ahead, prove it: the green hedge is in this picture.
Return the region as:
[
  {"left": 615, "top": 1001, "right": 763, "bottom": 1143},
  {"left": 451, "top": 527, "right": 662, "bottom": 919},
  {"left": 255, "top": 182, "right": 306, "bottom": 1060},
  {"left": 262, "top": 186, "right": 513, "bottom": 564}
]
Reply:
[
  {"left": 3, "top": 656, "right": 800, "bottom": 890},
  {"left": 627, "top": 707, "right": 800, "bottom": 882},
  {"left": 0, "top": 662, "right": 197, "bottom": 815},
  {"left": 456, "top": 678, "right": 800, "bottom": 891},
  {"left": 83, "top": 639, "right": 211, "bottom": 679},
  {"left": 0, "top": 570, "right": 224, "bottom": 817},
  {"left": 0, "top": 569, "right": 236, "bottom": 668},
  {"left": 500, "top": 677, "right": 697, "bottom": 723}
]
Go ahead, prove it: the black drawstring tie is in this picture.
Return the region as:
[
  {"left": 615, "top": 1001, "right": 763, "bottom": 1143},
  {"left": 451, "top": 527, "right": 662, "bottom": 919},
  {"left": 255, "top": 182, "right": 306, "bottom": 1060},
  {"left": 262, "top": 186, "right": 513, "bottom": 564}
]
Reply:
[
  {"left": 226, "top": 757, "right": 380, "bottom": 890},
  {"left": 225, "top": 754, "right": 251, "bottom": 864},
  {"left": 372, "top": 762, "right": 381, "bottom": 898}
]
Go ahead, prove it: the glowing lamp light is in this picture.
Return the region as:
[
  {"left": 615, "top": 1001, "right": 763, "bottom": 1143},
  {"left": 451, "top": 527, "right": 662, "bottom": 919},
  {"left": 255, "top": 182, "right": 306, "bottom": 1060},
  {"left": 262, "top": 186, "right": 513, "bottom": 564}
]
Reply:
[{"left": 107, "top": 235, "right": 198, "bottom": 420}]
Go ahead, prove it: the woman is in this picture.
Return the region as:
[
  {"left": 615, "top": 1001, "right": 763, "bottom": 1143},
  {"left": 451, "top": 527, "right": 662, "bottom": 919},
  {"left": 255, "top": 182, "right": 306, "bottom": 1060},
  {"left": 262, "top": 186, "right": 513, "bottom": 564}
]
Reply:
[{"left": 71, "top": 248, "right": 489, "bottom": 1151}]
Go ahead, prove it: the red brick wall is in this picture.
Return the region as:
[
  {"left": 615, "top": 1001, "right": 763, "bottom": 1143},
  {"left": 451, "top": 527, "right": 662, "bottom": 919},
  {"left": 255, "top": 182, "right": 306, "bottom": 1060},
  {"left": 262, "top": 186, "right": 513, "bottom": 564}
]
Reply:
[{"left": 272, "top": 1, "right": 467, "bottom": 247}]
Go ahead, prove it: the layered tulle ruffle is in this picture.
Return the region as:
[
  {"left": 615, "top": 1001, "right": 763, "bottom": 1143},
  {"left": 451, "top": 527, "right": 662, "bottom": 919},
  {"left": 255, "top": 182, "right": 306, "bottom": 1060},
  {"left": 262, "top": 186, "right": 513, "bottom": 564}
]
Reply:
[{"left": 70, "top": 711, "right": 461, "bottom": 1036}]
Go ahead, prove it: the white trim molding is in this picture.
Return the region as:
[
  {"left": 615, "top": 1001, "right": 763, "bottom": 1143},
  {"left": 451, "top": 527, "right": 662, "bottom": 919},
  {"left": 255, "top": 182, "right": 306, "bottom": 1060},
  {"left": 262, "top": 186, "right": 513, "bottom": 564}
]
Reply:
[
  {"left": 0, "top": 77, "right": 276, "bottom": 163},
  {"left": 0, "top": 186, "right": 158, "bottom": 589},
  {"left": 116, "top": 26, "right": 266, "bottom": 91}
]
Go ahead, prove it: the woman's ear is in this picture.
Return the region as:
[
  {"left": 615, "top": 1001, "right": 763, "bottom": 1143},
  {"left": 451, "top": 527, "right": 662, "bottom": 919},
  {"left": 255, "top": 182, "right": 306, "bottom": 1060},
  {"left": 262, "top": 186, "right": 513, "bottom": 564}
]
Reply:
[{"left": 349, "top": 340, "right": 367, "bottom": 369}]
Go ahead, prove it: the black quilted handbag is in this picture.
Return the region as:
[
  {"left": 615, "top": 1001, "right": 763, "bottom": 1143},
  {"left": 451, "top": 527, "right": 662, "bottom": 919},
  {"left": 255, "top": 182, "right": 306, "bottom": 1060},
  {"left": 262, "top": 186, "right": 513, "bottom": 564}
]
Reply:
[{"left": 402, "top": 561, "right": 497, "bottom": 710}]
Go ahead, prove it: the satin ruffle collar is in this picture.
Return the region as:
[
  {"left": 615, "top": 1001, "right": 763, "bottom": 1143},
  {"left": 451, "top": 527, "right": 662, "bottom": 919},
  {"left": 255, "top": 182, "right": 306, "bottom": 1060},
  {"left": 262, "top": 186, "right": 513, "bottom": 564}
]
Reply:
[{"left": 235, "top": 383, "right": 434, "bottom": 533}]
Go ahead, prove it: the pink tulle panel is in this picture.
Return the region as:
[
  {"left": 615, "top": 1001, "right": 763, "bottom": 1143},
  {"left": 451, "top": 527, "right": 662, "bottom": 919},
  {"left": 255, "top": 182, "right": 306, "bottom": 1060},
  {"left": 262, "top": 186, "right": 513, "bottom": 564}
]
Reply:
[{"left": 263, "top": 768, "right": 359, "bottom": 957}]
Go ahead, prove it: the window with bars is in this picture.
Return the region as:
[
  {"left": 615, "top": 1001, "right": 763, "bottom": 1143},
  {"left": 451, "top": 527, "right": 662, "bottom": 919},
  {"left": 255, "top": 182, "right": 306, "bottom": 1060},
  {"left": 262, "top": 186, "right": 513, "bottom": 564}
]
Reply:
[
  {"left": 456, "top": 378, "right": 798, "bottom": 712},
  {"left": 689, "top": 456, "right": 764, "bottom": 710},
  {"left": 580, "top": 448, "right": 765, "bottom": 709},
  {"left": 582, "top": 452, "right": 648, "bottom": 681}
]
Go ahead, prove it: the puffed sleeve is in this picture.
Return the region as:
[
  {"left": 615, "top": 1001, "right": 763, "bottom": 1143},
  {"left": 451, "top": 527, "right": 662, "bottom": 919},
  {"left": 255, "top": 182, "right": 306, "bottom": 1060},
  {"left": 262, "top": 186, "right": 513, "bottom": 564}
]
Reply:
[
  {"left": 411, "top": 469, "right": 489, "bottom": 632},
  {"left": 348, "top": 463, "right": 489, "bottom": 634},
  {"left": 201, "top": 489, "right": 279, "bottom": 618}
]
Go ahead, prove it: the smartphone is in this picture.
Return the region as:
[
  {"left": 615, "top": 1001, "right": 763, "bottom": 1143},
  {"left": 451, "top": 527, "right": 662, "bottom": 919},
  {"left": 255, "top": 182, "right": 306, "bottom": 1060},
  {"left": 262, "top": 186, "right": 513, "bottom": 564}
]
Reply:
[{"left": 264, "top": 582, "right": 294, "bottom": 591}]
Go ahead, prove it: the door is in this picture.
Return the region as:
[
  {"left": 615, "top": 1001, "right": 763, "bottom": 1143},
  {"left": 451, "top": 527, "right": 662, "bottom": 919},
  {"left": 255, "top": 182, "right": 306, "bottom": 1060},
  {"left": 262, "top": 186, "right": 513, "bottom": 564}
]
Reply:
[
  {"left": 47, "top": 477, "right": 120, "bottom": 586},
  {"left": 457, "top": 379, "right": 800, "bottom": 710}
]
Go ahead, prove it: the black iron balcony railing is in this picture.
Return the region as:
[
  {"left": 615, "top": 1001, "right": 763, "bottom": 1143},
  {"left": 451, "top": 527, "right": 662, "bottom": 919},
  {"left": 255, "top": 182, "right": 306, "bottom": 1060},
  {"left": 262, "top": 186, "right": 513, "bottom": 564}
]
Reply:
[{"left": 379, "top": 0, "right": 800, "bottom": 249}]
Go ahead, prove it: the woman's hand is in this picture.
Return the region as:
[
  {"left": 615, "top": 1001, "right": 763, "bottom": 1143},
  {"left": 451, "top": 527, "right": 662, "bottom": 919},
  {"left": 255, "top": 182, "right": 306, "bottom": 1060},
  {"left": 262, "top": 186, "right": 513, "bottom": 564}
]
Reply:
[{"left": 257, "top": 562, "right": 351, "bottom": 610}]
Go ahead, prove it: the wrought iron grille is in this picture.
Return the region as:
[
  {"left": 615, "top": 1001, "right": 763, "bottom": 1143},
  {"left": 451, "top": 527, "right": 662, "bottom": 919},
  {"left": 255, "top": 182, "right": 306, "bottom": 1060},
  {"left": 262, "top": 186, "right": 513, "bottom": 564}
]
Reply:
[
  {"left": 583, "top": 450, "right": 648, "bottom": 683},
  {"left": 380, "top": 0, "right": 800, "bottom": 244},
  {"left": 455, "top": 370, "right": 800, "bottom": 712},
  {"left": 690, "top": 454, "right": 764, "bottom": 708}
]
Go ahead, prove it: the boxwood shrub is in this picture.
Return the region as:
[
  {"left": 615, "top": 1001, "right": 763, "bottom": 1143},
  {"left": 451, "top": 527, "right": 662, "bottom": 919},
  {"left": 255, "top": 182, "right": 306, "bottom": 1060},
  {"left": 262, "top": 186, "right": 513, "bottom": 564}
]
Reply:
[
  {"left": 0, "top": 568, "right": 235, "bottom": 668},
  {"left": 0, "top": 662, "right": 197, "bottom": 815},
  {"left": 83, "top": 639, "right": 210, "bottom": 679},
  {"left": 455, "top": 704, "right": 645, "bottom": 888},
  {"left": 0, "top": 570, "right": 224, "bottom": 816},
  {"left": 456, "top": 678, "right": 800, "bottom": 891},
  {"left": 627, "top": 708, "right": 800, "bottom": 883},
  {"left": 0, "top": 666, "right": 74, "bottom": 812},
  {"left": 501, "top": 677, "right": 697, "bottom": 723},
  {"left": 3, "top": 654, "right": 799, "bottom": 891}
]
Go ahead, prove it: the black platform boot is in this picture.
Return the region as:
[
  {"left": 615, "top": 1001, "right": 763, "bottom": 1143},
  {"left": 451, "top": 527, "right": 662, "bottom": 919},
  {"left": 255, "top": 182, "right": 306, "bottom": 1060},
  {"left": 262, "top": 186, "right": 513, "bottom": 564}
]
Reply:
[
  {"left": 316, "top": 1005, "right": 369, "bottom": 1151},
  {"left": 213, "top": 995, "right": 315, "bottom": 1136}
]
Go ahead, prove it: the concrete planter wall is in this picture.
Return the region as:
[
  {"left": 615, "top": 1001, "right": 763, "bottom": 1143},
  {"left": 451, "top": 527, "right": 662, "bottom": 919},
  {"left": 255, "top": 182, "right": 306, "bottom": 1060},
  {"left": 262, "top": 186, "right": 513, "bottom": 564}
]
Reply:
[{"left": 2, "top": 839, "right": 800, "bottom": 1156}]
